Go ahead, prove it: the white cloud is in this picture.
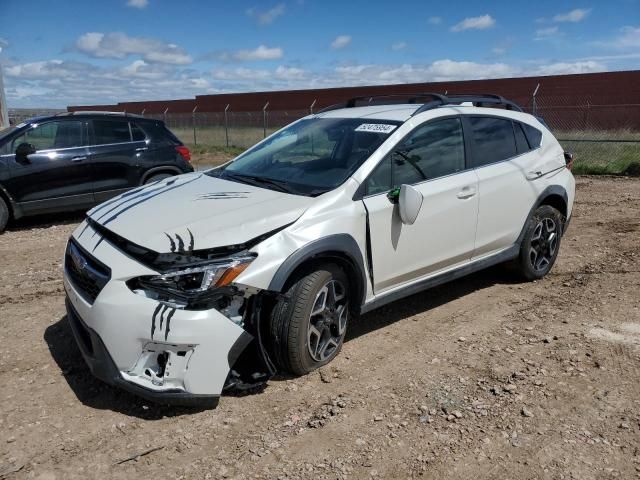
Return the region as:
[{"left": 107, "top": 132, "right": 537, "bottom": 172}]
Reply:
[
  {"left": 492, "top": 47, "right": 507, "bottom": 55},
  {"left": 535, "top": 26, "right": 559, "bottom": 39},
  {"left": 391, "top": 41, "right": 407, "bottom": 51},
  {"left": 0, "top": 55, "right": 617, "bottom": 109},
  {"left": 605, "top": 26, "right": 640, "bottom": 49},
  {"left": 75, "top": 32, "right": 192, "bottom": 65},
  {"left": 230, "top": 45, "right": 284, "bottom": 61},
  {"left": 331, "top": 35, "right": 352, "bottom": 50},
  {"left": 427, "top": 16, "right": 442, "bottom": 25},
  {"left": 126, "top": 0, "right": 148, "bottom": 8},
  {"left": 246, "top": 3, "right": 285, "bottom": 25},
  {"left": 275, "top": 65, "right": 306, "bottom": 80},
  {"left": 553, "top": 8, "right": 591, "bottom": 23},
  {"left": 451, "top": 14, "right": 495, "bottom": 32},
  {"left": 533, "top": 60, "right": 605, "bottom": 76}
]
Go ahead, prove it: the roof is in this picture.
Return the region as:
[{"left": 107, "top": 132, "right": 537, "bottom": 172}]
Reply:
[{"left": 316, "top": 104, "right": 420, "bottom": 121}]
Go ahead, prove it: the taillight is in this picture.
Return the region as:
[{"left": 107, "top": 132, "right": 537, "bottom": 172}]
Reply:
[
  {"left": 564, "top": 152, "right": 574, "bottom": 171},
  {"left": 176, "top": 146, "right": 191, "bottom": 162}
]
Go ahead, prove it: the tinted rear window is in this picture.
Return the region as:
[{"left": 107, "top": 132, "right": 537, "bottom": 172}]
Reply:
[
  {"left": 522, "top": 123, "right": 543, "bottom": 149},
  {"left": 93, "top": 120, "right": 131, "bottom": 145},
  {"left": 468, "top": 117, "right": 517, "bottom": 167},
  {"left": 130, "top": 122, "right": 146, "bottom": 141}
]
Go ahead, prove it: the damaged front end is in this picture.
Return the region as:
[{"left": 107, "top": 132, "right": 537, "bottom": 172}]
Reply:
[{"left": 65, "top": 219, "right": 282, "bottom": 407}]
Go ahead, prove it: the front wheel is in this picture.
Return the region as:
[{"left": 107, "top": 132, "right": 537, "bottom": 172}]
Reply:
[
  {"left": 514, "top": 205, "right": 563, "bottom": 281},
  {"left": 269, "top": 265, "right": 350, "bottom": 375}
]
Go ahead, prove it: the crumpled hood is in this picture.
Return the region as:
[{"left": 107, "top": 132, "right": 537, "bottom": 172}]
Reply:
[{"left": 87, "top": 173, "right": 313, "bottom": 253}]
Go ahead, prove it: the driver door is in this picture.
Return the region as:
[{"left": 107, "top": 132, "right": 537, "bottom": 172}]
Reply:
[
  {"left": 361, "top": 117, "right": 479, "bottom": 294},
  {"left": 6, "top": 119, "right": 94, "bottom": 211}
]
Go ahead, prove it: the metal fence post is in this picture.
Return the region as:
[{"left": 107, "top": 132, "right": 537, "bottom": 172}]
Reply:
[
  {"left": 163, "top": 107, "right": 168, "bottom": 124},
  {"left": 224, "top": 104, "right": 230, "bottom": 147},
  {"left": 532, "top": 83, "right": 540, "bottom": 115},
  {"left": 310, "top": 99, "right": 316, "bottom": 114},
  {"left": 192, "top": 105, "right": 198, "bottom": 145},
  {"left": 141, "top": 108, "right": 146, "bottom": 117},
  {"left": 263, "top": 102, "right": 269, "bottom": 138}
]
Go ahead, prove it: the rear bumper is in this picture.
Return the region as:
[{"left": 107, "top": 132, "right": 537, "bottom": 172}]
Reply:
[{"left": 66, "top": 297, "right": 220, "bottom": 407}]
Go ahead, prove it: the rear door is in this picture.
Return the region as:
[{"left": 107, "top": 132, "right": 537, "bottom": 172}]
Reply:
[
  {"left": 3, "top": 119, "right": 94, "bottom": 210},
  {"left": 362, "top": 117, "right": 479, "bottom": 293},
  {"left": 89, "top": 118, "right": 147, "bottom": 202},
  {"left": 465, "top": 115, "right": 540, "bottom": 259}
]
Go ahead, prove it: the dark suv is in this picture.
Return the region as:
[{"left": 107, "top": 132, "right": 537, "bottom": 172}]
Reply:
[{"left": 0, "top": 111, "right": 193, "bottom": 232}]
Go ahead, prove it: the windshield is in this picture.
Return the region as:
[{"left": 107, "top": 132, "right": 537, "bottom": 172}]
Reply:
[{"left": 209, "top": 117, "right": 400, "bottom": 196}]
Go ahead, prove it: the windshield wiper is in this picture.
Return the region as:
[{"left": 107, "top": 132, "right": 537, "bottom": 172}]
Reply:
[{"left": 222, "top": 172, "right": 297, "bottom": 194}]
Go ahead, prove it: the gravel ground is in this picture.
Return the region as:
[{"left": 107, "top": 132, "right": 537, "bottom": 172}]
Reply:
[{"left": 0, "top": 176, "right": 639, "bottom": 480}]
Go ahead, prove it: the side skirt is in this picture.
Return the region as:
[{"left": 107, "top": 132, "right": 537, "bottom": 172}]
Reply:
[{"left": 360, "top": 244, "right": 519, "bottom": 314}]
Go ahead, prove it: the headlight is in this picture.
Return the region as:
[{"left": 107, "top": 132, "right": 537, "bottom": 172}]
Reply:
[{"left": 148, "top": 254, "right": 256, "bottom": 293}]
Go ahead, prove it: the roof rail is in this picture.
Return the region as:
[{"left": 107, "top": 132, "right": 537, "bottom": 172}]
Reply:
[
  {"left": 411, "top": 93, "right": 523, "bottom": 115},
  {"left": 317, "top": 92, "right": 523, "bottom": 115},
  {"left": 56, "top": 110, "right": 145, "bottom": 118},
  {"left": 318, "top": 93, "right": 447, "bottom": 113}
]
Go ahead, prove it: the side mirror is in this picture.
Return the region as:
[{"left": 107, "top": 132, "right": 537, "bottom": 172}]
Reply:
[
  {"left": 15, "top": 142, "right": 36, "bottom": 163},
  {"left": 398, "top": 184, "right": 423, "bottom": 225}
]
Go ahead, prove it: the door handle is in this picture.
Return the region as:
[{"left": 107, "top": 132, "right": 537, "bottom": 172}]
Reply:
[
  {"left": 135, "top": 147, "right": 148, "bottom": 152},
  {"left": 457, "top": 186, "right": 476, "bottom": 199},
  {"left": 71, "top": 156, "right": 87, "bottom": 162},
  {"left": 526, "top": 170, "right": 543, "bottom": 180}
]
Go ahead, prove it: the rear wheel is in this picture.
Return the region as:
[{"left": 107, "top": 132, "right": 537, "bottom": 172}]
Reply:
[
  {"left": 514, "top": 205, "right": 563, "bottom": 280},
  {"left": 144, "top": 173, "right": 173, "bottom": 184},
  {"left": 0, "top": 197, "right": 9, "bottom": 233},
  {"left": 269, "top": 265, "right": 350, "bottom": 375}
]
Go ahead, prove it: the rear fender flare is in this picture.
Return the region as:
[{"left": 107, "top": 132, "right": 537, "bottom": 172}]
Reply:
[
  {"left": 516, "top": 185, "right": 568, "bottom": 246},
  {"left": 140, "top": 166, "right": 183, "bottom": 185}
]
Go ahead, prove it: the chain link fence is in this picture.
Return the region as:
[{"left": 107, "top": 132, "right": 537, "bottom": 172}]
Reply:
[
  {"left": 529, "top": 100, "right": 640, "bottom": 175},
  {"left": 6, "top": 98, "right": 640, "bottom": 175},
  {"left": 159, "top": 99, "right": 639, "bottom": 175}
]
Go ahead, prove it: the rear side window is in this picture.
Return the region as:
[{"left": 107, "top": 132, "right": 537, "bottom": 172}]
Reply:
[
  {"left": 522, "top": 123, "right": 543, "bottom": 149},
  {"left": 130, "top": 122, "right": 146, "bottom": 141},
  {"left": 92, "top": 120, "right": 131, "bottom": 145},
  {"left": 514, "top": 122, "right": 530, "bottom": 153},
  {"left": 468, "top": 117, "right": 517, "bottom": 167}
]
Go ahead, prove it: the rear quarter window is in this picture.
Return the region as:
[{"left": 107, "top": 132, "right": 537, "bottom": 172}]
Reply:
[{"left": 522, "top": 123, "right": 543, "bottom": 149}]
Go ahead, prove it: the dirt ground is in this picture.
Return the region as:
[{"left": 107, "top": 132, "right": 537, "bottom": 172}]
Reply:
[{"left": 1, "top": 176, "right": 639, "bottom": 480}]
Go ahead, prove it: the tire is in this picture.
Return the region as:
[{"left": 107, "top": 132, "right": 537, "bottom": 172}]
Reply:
[
  {"left": 514, "top": 205, "right": 563, "bottom": 281},
  {"left": 269, "top": 265, "right": 350, "bottom": 376},
  {"left": 0, "top": 196, "right": 9, "bottom": 234},
  {"left": 144, "top": 173, "right": 173, "bottom": 184}
]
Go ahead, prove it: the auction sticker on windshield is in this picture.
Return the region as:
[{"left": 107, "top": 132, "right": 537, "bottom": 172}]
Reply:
[{"left": 355, "top": 124, "right": 397, "bottom": 134}]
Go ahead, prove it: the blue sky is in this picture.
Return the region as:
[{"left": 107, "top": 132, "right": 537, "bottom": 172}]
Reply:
[{"left": 1, "top": 0, "right": 639, "bottom": 108}]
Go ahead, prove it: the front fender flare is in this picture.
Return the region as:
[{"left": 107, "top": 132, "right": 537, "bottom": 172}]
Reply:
[{"left": 267, "top": 234, "right": 368, "bottom": 309}]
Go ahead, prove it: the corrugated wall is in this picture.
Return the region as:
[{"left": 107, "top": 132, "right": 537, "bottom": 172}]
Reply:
[{"left": 67, "top": 70, "right": 640, "bottom": 128}]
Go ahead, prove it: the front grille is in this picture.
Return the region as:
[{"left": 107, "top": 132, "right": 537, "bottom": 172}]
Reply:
[{"left": 65, "top": 239, "right": 111, "bottom": 304}]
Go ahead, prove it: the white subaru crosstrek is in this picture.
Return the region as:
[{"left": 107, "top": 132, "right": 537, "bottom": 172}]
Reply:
[{"left": 63, "top": 94, "right": 575, "bottom": 407}]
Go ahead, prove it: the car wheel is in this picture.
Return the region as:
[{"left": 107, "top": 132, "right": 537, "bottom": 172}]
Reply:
[
  {"left": 144, "top": 173, "right": 173, "bottom": 184},
  {"left": 515, "top": 205, "right": 563, "bottom": 281},
  {"left": 269, "top": 265, "right": 350, "bottom": 375},
  {"left": 0, "top": 197, "right": 9, "bottom": 233}
]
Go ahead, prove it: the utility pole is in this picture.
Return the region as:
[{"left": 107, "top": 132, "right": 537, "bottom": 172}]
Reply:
[{"left": 0, "top": 63, "right": 8, "bottom": 129}]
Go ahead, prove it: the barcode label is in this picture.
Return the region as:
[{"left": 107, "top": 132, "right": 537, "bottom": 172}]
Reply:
[{"left": 355, "top": 124, "right": 397, "bottom": 134}]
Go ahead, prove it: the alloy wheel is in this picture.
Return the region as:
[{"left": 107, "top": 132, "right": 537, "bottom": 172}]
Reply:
[
  {"left": 307, "top": 279, "right": 348, "bottom": 362},
  {"left": 529, "top": 217, "right": 558, "bottom": 272}
]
